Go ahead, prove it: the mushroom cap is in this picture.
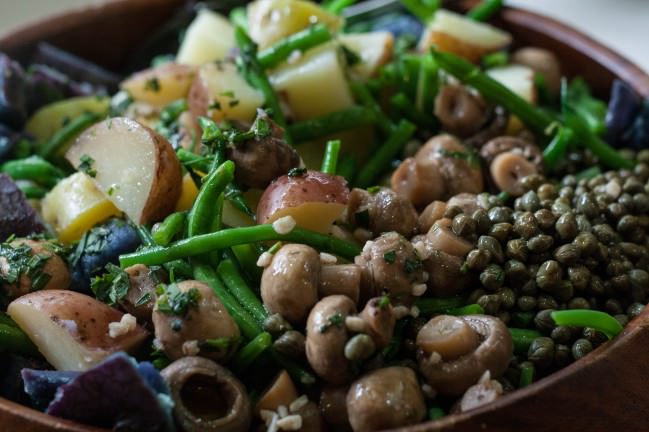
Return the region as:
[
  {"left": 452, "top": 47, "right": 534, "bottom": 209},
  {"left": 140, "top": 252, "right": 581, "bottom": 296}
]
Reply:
[
  {"left": 418, "top": 314, "right": 513, "bottom": 396},
  {"left": 347, "top": 187, "right": 418, "bottom": 237},
  {"left": 434, "top": 83, "right": 489, "bottom": 138},
  {"left": 359, "top": 297, "right": 396, "bottom": 348},
  {"left": 319, "top": 385, "right": 350, "bottom": 428},
  {"left": 153, "top": 280, "right": 240, "bottom": 361},
  {"left": 318, "top": 264, "right": 362, "bottom": 305},
  {"left": 423, "top": 249, "right": 473, "bottom": 298},
  {"left": 261, "top": 243, "right": 321, "bottom": 324},
  {"left": 161, "top": 356, "right": 251, "bottom": 432},
  {"left": 346, "top": 366, "right": 426, "bottom": 432},
  {"left": 480, "top": 136, "right": 544, "bottom": 172},
  {"left": 305, "top": 295, "right": 357, "bottom": 385},
  {"left": 512, "top": 47, "right": 561, "bottom": 97},
  {"left": 120, "top": 264, "right": 160, "bottom": 323}
]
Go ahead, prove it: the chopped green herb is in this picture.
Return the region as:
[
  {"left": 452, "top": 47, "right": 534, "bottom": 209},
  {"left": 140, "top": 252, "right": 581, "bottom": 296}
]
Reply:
[
  {"left": 268, "top": 241, "right": 283, "bottom": 254},
  {"left": 78, "top": 154, "right": 97, "bottom": 177},
  {"left": 90, "top": 263, "right": 131, "bottom": 305},
  {"left": 383, "top": 250, "right": 397, "bottom": 263},
  {"left": 144, "top": 77, "right": 161, "bottom": 92},
  {"left": 219, "top": 90, "right": 236, "bottom": 98},
  {"left": 208, "top": 100, "right": 222, "bottom": 111},
  {"left": 378, "top": 296, "right": 391, "bottom": 309},
  {"left": 229, "top": 99, "right": 240, "bottom": 108},
  {"left": 438, "top": 148, "right": 480, "bottom": 168},
  {"left": 404, "top": 257, "right": 422, "bottom": 274},
  {"left": 0, "top": 241, "right": 52, "bottom": 295},
  {"left": 340, "top": 45, "right": 361, "bottom": 66},
  {"left": 367, "top": 185, "right": 381, "bottom": 194},
  {"left": 134, "top": 292, "right": 152, "bottom": 307},
  {"left": 201, "top": 335, "right": 240, "bottom": 352},
  {"left": 319, "top": 312, "right": 344, "bottom": 333},
  {"left": 156, "top": 283, "right": 201, "bottom": 316},
  {"left": 288, "top": 167, "right": 307, "bottom": 177}
]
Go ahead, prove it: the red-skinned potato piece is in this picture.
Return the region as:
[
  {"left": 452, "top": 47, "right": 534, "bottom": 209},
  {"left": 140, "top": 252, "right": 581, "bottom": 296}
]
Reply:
[{"left": 257, "top": 170, "right": 350, "bottom": 233}]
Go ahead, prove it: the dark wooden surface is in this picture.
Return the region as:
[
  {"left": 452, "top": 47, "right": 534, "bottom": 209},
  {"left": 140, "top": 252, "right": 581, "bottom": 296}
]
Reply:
[{"left": 1, "top": 1, "right": 649, "bottom": 431}]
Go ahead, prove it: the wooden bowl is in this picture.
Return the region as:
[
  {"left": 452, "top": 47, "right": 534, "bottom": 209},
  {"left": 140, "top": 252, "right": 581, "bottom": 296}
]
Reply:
[{"left": 1, "top": 1, "right": 649, "bottom": 431}]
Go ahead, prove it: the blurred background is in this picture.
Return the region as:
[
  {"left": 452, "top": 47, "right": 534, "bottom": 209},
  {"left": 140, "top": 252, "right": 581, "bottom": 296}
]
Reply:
[{"left": 0, "top": 0, "right": 647, "bottom": 71}]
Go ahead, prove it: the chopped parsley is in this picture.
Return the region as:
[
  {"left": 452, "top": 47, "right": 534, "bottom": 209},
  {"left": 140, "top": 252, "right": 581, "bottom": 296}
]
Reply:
[
  {"left": 78, "top": 154, "right": 97, "bottom": 177},
  {"left": 156, "top": 283, "right": 201, "bottom": 317},
  {"left": 208, "top": 100, "right": 222, "bottom": 111},
  {"left": 378, "top": 296, "right": 391, "bottom": 309},
  {"left": 438, "top": 148, "right": 481, "bottom": 168},
  {"left": 383, "top": 250, "right": 396, "bottom": 263},
  {"left": 340, "top": 45, "right": 361, "bottom": 66},
  {"left": 134, "top": 291, "right": 152, "bottom": 307},
  {"left": 404, "top": 257, "right": 422, "bottom": 274},
  {"left": 219, "top": 90, "right": 235, "bottom": 98},
  {"left": 201, "top": 335, "right": 240, "bottom": 352},
  {"left": 319, "top": 312, "right": 344, "bottom": 333},
  {"left": 90, "top": 263, "right": 130, "bottom": 305},
  {"left": 0, "top": 241, "right": 51, "bottom": 294},
  {"left": 229, "top": 99, "right": 240, "bottom": 108},
  {"left": 367, "top": 186, "right": 381, "bottom": 194},
  {"left": 144, "top": 77, "right": 161, "bottom": 92},
  {"left": 288, "top": 167, "right": 307, "bottom": 177}
]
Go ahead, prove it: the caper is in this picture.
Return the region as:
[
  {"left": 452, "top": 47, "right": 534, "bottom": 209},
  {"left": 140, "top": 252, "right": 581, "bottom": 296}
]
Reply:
[
  {"left": 604, "top": 299, "right": 623, "bottom": 315},
  {"left": 477, "top": 294, "right": 501, "bottom": 314},
  {"left": 551, "top": 326, "right": 574, "bottom": 344},
  {"left": 633, "top": 193, "right": 649, "bottom": 213},
  {"left": 553, "top": 244, "right": 580, "bottom": 266},
  {"left": 528, "top": 337, "right": 555, "bottom": 369},
  {"left": 554, "top": 280, "right": 575, "bottom": 303},
  {"left": 468, "top": 288, "right": 487, "bottom": 304},
  {"left": 344, "top": 334, "right": 376, "bottom": 361},
  {"left": 617, "top": 214, "right": 640, "bottom": 236},
  {"left": 534, "top": 209, "right": 556, "bottom": 231},
  {"left": 480, "top": 264, "right": 505, "bottom": 291},
  {"left": 537, "top": 294, "right": 559, "bottom": 311},
  {"left": 528, "top": 252, "right": 552, "bottom": 265},
  {"left": 489, "top": 222, "right": 513, "bottom": 243},
  {"left": 554, "top": 343, "right": 572, "bottom": 368},
  {"left": 593, "top": 243, "right": 610, "bottom": 262},
  {"left": 534, "top": 309, "right": 556, "bottom": 333},
  {"left": 573, "top": 232, "right": 598, "bottom": 256},
  {"left": 444, "top": 205, "right": 463, "bottom": 219},
  {"left": 488, "top": 206, "right": 513, "bottom": 224},
  {"left": 506, "top": 238, "right": 529, "bottom": 261},
  {"left": 571, "top": 338, "right": 593, "bottom": 360},
  {"left": 562, "top": 175, "right": 577, "bottom": 187},
  {"left": 638, "top": 149, "right": 649, "bottom": 164},
  {"left": 605, "top": 202, "right": 627, "bottom": 222},
  {"left": 519, "top": 190, "right": 541, "bottom": 212},
  {"left": 629, "top": 269, "right": 649, "bottom": 291},
  {"left": 588, "top": 275, "right": 605, "bottom": 296},
  {"left": 263, "top": 313, "right": 292, "bottom": 336},
  {"left": 478, "top": 235, "right": 504, "bottom": 264},
  {"left": 472, "top": 208, "right": 492, "bottom": 234},
  {"left": 567, "top": 265, "right": 590, "bottom": 292},
  {"left": 537, "top": 183, "right": 557, "bottom": 201},
  {"left": 516, "top": 295, "right": 536, "bottom": 312},
  {"left": 575, "top": 214, "right": 592, "bottom": 233},
  {"left": 619, "top": 242, "right": 645, "bottom": 259},
  {"left": 629, "top": 277, "right": 644, "bottom": 303},
  {"left": 592, "top": 223, "right": 619, "bottom": 245},
  {"left": 627, "top": 303, "right": 645, "bottom": 319},
  {"left": 536, "top": 260, "right": 562, "bottom": 292},
  {"left": 606, "top": 260, "right": 625, "bottom": 277},
  {"left": 568, "top": 297, "right": 590, "bottom": 309},
  {"left": 513, "top": 212, "right": 539, "bottom": 239},
  {"left": 582, "top": 327, "right": 607, "bottom": 348},
  {"left": 504, "top": 259, "right": 528, "bottom": 284},
  {"left": 527, "top": 234, "right": 554, "bottom": 254},
  {"left": 520, "top": 279, "right": 538, "bottom": 296},
  {"left": 614, "top": 314, "right": 630, "bottom": 327},
  {"left": 273, "top": 330, "right": 306, "bottom": 358},
  {"left": 623, "top": 177, "right": 644, "bottom": 194},
  {"left": 574, "top": 185, "right": 588, "bottom": 197},
  {"left": 555, "top": 212, "right": 579, "bottom": 241},
  {"left": 618, "top": 193, "right": 635, "bottom": 211},
  {"left": 452, "top": 213, "right": 477, "bottom": 238},
  {"left": 558, "top": 186, "right": 574, "bottom": 200},
  {"left": 551, "top": 199, "right": 572, "bottom": 216},
  {"left": 498, "top": 288, "right": 516, "bottom": 309},
  {"left": 465, "top": 249, "right": 491, "bottom": 271}
]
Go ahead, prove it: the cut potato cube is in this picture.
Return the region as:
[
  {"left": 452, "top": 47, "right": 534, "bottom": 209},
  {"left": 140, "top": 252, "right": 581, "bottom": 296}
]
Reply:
[
  {"left": 270, "top": 43, "right": 354, "bottom": 121},
  {"left": 487, "top": 64, "right": 537, "bottom": 104},
  {"left": 419, "top": 9, "right": 512, "bottom": 63},
  {"left": 177, "top": 8, "right": 235, "bottom": 65},
  {"left": 66, "top": 117, "right": 182, "bottom": 224},
  {"left": 8, "top": 290, "right": 148, "bottom": 371},
  {"left": 25, "top": 96, "right": 110, "bottom": 143},
  {"left": 340, "top": 31, "right": 394, "bottom": 81},
  {"left": 189, "top": 61, "right": 265, "bottom": 123},
  {"left": 248, "top": 0, "right": 343, "bottom": 49},
  {"left": 174, "top": 172, "right": 199, "bottom": 212},
  {"left": 120, "top": 63, "right": 196, "bottom": 108},
  {"left": 41, "top": 172, "right": 121, "bottom": 243}
]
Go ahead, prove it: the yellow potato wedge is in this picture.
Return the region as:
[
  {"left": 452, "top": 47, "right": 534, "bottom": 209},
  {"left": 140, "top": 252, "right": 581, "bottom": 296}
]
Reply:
[
  {"left": 176, "top": 8, "right": 235, "bottom": 65},
  {"left": 120, "top": 62, "right": 197, "bottom": 108}
]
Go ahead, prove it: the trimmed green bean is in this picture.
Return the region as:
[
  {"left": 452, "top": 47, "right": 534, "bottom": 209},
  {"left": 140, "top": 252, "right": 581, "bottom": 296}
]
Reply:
[
  {"left": 573, "top": 166, "right": 602, "bottom": 182},
  {"left": 428, "top": 407, "right": 445, "bottom": 421},
  {"left": 152, "top": 211, "right": 186, "bottom": 246},
  {"left": 543, "top": 127, "right": 574, "bottom": 170},
  {"left": 321, "top": 140, "right": 341, "bottom": 175},
  {"left": 217, "top": 259, "right": 267, "bottom": 324},
  {"left": 258, "top": 24, "right": 332, "bottom": 69},
  {"left": 0, "top": 313, "right": 18, "bottom": 328},
  {"left": 519, "top": 363, "right": 534, "bottom": 388},
  {"left": 231, "top": 332, "right": 272, "bottom": 373},
  {"left": 551, "top": 309, "right": 623, "bottom": 340},
  {"left": 354, "top": 119, "right": 416, "bottom": 188},
  {"left": 401, "top": 0, "right": 436, "bottom": 23},
  {"left": 509, "top": 328, "right": 542, "bottom": 355},
  {"left": 225, "top": 184, "right": 255, "bottom": 217},
  {"left": 325, "top": 0, "right": 356, "bottom": 14},
  {"left": 482, "top": 51, "right": 509, "bottom": 69},
  {"left": 134, "top": 224, "right": 193, "bottom": 279},
  {"left": 416, "top": 297, "right": 464, "bottom": 316},
  {"left": 349, "top": 82, "right": 393, "bottom": 136},
  {"left": 120, "top": 224, "right": 361, "bottom": 268},
  {"left": 1, "top": 156, "right": 65, "bottom": 188},
  {"left": 187, "top": 160, "right": 235, "bottom": 237},
  {"left": 39, "top": 112, "right": 100, "bottom": 159},
  {"left": 289, "top": 106, "right": 376, "bottom": 143},
  {"left": 17, "top": 183, "right": 48, "bottom": 199},
  {"left": 231, "top": 243, "right": 263, "bottom": 283},
  {"left": 416, "top": 53, "right": 439, "bottom": 113},
  {"left": 391, "top": 92, "right": 438, "bottom": 130},
  {"left": 269, "top": 349, "right": 316, "bottom": 386},
  {"left": 337, "top": 154, "right": 357, "bottom": 184},
  {"left": 446, "top": 304, "right": 485, "bottom": 316},
  {"left": 0, "top": 323, "right": 39, "bottom": 357},
  {"left": 467, "top": 0, "right": 504, "bottom": 21},
  {"left": 229, "top": 7, "right": 247, "bottom": 30}
]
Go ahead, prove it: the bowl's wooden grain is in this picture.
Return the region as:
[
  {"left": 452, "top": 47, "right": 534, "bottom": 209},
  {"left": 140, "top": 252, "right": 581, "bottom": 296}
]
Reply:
[{"left": 1, "top": 1, "right": 649, "bottom": 431}]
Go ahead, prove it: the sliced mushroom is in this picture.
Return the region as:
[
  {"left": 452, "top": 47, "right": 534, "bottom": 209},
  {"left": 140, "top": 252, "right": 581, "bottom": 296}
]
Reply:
[
  {"left": 153, "top": 280, "right": 240, "bottom": 361},
  {"left": 261, "top": 244, "right": 320, "bottom": 324},
  {"left": 161, "top": 356, "right": 251, "bottom": 432},
  {"left": 318, "top": 264, "right": 361, "bottom": 305},
  {"left": 305, "top": 295, "right": 357, "bottom": 385},
  {"left": 417, "top": 200, "right": 447, "bottom": 234},
  {"left": 512, "top": 47, "right": 562, "bottom": 98},
  {"left": 427, "top": 218, "right": 474, "bottom": 257},
  {"left": 464, "top": 106, "right": 509, "bottom": 149},
  {"left": 359, "top": 297, "right": 395, "bottom": 349},
  {"left": 346, "top": 366, "right": 426, "bottom": 432},
  {"left": 347, "top": 187, "right": 418, "bottom": 237},
  {"left": 490, "top": 151, "right": 539, "bottom": 196},
  {"left": 434, "top": 83, "right": 488, "bottom": 138},
  {"left": 447, "top": 193, "right": 481, "bottom": 216},
  {"left": 417, "top": 314, "right": 513, "bottom": 396},
  {"left": 355, "top": 232, "right": 426, "bottom": 303},
  {"left": 423, "top": 249, "right": 473, "bottom": 298},
  {"left": 392, "top": 135, "right": 483, "bottom": 208},
  {"left": 256, "top": 370, "right": 298, "bottom": 414},
  {"left": 479, "top": 136, "right": 544, "bottom": 172},
  {"left": 453, "top": 377, "right": 503, "bottom": 413},
  {"left": 119, "top": 264, "right": 162, "bottom": 323}
]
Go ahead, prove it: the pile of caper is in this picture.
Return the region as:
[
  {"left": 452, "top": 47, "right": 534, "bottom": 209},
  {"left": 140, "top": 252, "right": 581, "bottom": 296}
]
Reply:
[{"left": 455, "top": 149, "right": 649, "bottom": 381}]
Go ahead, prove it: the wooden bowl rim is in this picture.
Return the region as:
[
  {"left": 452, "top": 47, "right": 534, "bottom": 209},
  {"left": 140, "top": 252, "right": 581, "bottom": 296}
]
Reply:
[{"left": 1, "top": 1, "right": 649, "bottom": 431}]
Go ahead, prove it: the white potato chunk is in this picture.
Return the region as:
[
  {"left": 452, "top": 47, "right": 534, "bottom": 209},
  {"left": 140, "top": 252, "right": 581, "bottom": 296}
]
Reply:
[
  {"left": 177, "top": 9, "right": 235, "bottom": 65},
  {"left": 340, "top": 31, "right": 394, "bottom": 81},
  {"left": 120, "top": 63, "right": 196, "bottom": 108},
  {"left": 66, "top": 117, "right": 182, "bottom": 224},
  {"left": 8, "top": 290, "right": 148, "bottom": 371},
  {"left": 487, "top": 64, "right": 537, "bottom": 104}
]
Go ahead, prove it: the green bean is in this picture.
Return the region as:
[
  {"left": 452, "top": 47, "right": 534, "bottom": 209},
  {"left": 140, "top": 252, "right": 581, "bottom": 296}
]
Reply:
[
  {"left": 416, "top": 297, "right": 464, "bottom": 316},
  {"left": 428, "top": 407, "right": 445, "bottom": 420},
  {"left": 519, "top": 363, "right": 534, "bottom": 388},
  {"left": 120, "top": 224, "right": 361, "bottom": 268},
  {"left": 416, "top": 53, "right": 439, "bottom": 113},
  {"left": 0, "top": 323, "right": 39, "bottom": 357},
  {"left": 269, "top": 349, "right": 316, "bottom": 386},
  {"left": 133, "top": 224, "right": 193, "bottom": 279},
  {"left": 193, "top": 262, "right": 262, "bottom": 340},
  {"left": 355, "top": 119, "right": 416, "bottom": 188},
  {"left": 572, "top": 166, "right": 602, "bottom": 183},
  {"left": 509, "top": 328, "right": 542, "bottom": 355},
  {"left": 321, "top": 140, "right": 341, "bottom": 175},
  {"left": 467, "top": 0, "right": 504, "bottom": 21},
  {"left": 543, "top": 127, "right": 574, "bottom": 170},
  {"left": 382, "top": 318, "right": 408, "bottom": 361},
  {"left": 551, "top": 309, "right": 623, "bottom": 340},
  {"left": 1, "top": 156, "right": 65, "bottom": 188},
  {"left": 401, "top": 0, "right": 436, "bottom": 23},
  {"left": 325, "top": 0, "right": 356, "bottom": 14},
  {"left": 231, "top": 332, "right": 272, "bottom": 373},
  {"left": 235, "top": 26, "right": 292, "bottom": 145},
  {"left": 349, "top": 81, "right": 393, "bottom": 136},
  {"left": 446, "top": 304, "right": 485, "bottom": 316},
  {"left": 231, "top": 243, "right": 263, "bottom": 283},
  {"left": 433, "top": 51, "right": 555, "bottom": 135},
  {"left": 187, "top": 160, "right": 235, "bottom": 237},
  {"left": 482, "top": 51, "right": 509, "bottom": 69},
  {"left": 337, "top": 154, "right": 357, "bottom": 184},
  {"left": 39, "top": 112, "right": 101, "bottom": 159},
  {"left": 225, "top": 184, "right": 255, "bottom": 217},
  {"left": 289, "top": 106, "right": 376, "bottom": 143},
  {"left": 511, "top": 311, "right": 535, "bottom": 328},
  {"left": 152, "top": 211, "right": 187, "bottom": 246},
  {"left": 258, "top": 24, "right": 332, "bottom": 69},
  {"left": 229, "top": 7, "right": 247, "bottom": 30},
  {"left": 398, "top": 55, "right": 422, "bottom": 99},
  {"left": 0, "top": 313, "right": 18, "bottom": 328},
  {"left": 390, "top": 92, "right": 438, "bottom": 130},
  {"left": 217, "top": 259, "right": 267, "bottom": 325},
  {"left": 17, "top": 183, "right": 48, "bottom": 199}
]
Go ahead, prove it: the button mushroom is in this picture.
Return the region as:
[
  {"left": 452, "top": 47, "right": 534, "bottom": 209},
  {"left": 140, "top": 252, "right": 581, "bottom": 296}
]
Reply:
[
  {"left": 426, "top": 218, "right": 474, "bottom": 257},
  {"left": 305, "top": 295, "right": 357, "bottom": 385},
  {"left": 161, "top": 356, "right": 251, "bottom": 432},
  {"left": 490, "top": 151, "right": 539, "bottom": 196},
  {"left": 391, "top": 135, "right": 484, "bottom": 208},
  {"left": 347, "top": 187, "right": 418, "bottom": 237},
  {"left": 479, "top": 135, "right": 544, "bottom": 173},
  {"left": 346, "top": 366, "right": 426, "bottom": 432},
  {"left": 423, "top": 249, "right": 473, "bottom": 298},
  {"left": 153, "top": 280, "right": 240, "bottom": 361},
  {"left": 358, "top": 297, "right": 396, "bottom": 348},
  {"left": 354, "top": 232, "right": 426, "bottom": 303},
  {"left": 512, "top": 47, "right": 562, "bottom": 98},
  {"left": 453, "top": 375, "right": 504, "bottom": 414},
  {"left": 417, "top": 314, "right": 513, "bottom": 396},
  {"left": 434, "top": 83, "right": 488, "bottom": 138},
  {"left": 261, "top": 244, "right": 320, "bottom": 324},
  {"left": 417, "top": 200, "right": 447, "bottom": 233},
  {"left": 118, "top": 264, "right": 162, "bottom": 323},
  {"left": 319, "top": 385, "right": 351, "bottom": 429},
  {"left": 318, "top": 264, "right": 361, "bottom": 304}
]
